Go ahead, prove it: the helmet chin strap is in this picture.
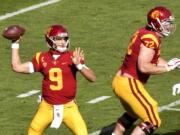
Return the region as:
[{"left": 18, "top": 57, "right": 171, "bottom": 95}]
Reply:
[
  {"left": 53, "top": 40, "right": 70, "bottom": 53},
  {"left": 56, "top": 46, "right": 68, "bottom": 52}
]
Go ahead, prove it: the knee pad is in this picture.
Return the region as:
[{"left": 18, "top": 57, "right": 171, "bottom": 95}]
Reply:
[
  {"left": 117, "top": 112, "right": 137, "bottom": 129},
  {"left": 138, "top": 122, "right": 157, "bottom": 135}
]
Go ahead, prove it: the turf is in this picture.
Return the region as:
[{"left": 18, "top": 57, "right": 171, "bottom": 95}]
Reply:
[{"left": 0, "top": 0, "right": 179, "bottom": 134}]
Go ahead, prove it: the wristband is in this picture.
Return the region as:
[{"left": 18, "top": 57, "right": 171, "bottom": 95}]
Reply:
[
  {"left": 76, "top": 63, "right": 83, "bottom": 70},
  {"left": 11, "top": 43, "right": 19, "bottom": 49}
]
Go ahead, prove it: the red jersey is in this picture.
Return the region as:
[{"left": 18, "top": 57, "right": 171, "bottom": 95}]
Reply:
[
  {"left": 32, "top": 49, "right": 78, "bottom": 105},
  {"left": 120, "top": 27, "right": 161, "bottom": 83}
]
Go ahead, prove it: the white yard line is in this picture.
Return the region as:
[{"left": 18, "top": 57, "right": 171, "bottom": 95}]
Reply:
[
  {"left": 89, "top": 130, "right": 101, "bottom": 135},
  {"left": 16, "top": 90, "right": 40, "bottom": 98},
  {"left": 0, "top": 0, "right": 62, "bottom": 21},
  {"left": 164, "top": 107, "right": 180, "bottom": 111},
  {"left": 89, "top": 99, "right": 180, "bottom": 135},
  {"left": 158, "top": 99, "right": 180, "bottom": 112},
  {"left": 87, "top": 96, "right": 111, "bottom": 104}
]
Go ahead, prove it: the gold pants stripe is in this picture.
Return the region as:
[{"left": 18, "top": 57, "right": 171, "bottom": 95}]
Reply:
[{"left": 129, "top": 78, "right": 159, "bottom": 126}]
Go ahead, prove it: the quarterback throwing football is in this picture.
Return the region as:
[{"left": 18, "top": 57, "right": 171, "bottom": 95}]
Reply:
[
  {"left": 10, "top": 24, "right": 96, "bottom": 135},
  {"left": 112, "top": 6, "right": 180, "bottom": 135}
]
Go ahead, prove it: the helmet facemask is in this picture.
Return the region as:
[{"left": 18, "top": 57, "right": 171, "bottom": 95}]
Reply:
[
  {"left": 48, "top": 35, "right": 70, "bottom": 53},
  {"left": 153, "top": 16, "right": 176, "bottom": 37}
]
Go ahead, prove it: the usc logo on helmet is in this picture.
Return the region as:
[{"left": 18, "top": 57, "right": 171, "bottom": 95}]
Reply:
[
  {"left": 151, "top": 10, "right": 160, "bottom": 19},
  {"left": 46, "top": 27, "right": 52, "bottom": 38}
]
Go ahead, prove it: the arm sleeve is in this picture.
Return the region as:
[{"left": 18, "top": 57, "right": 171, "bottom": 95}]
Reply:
[
  {"left": 31, "top": 52, "right": 42, "bottom": 72},
  {"left": 28, "top": 62, "right": 34, "bottom": 73},
  {"left": 141, "top": 34, "right": 160, "bottom": 49}
]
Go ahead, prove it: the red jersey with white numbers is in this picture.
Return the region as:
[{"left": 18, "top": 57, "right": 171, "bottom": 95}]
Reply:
[
  {"left": 120, "top": 27, "right": 161, "bottom": 83},
  {"left": 32, "top": 49, "right": 78, "bottom": 105}
]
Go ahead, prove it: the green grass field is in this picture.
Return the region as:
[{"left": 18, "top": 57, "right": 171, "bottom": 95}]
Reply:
[{"left": 0, "top": 0, "right": 179, "bottom": 134}]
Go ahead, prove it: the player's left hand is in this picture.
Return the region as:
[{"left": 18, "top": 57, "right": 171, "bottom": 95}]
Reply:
[
  {"left": 72, "top": 47, "right": 84, "bottom": 65},
  {"left": 172, "top": 83, "right": 180, "bottom": 96}
]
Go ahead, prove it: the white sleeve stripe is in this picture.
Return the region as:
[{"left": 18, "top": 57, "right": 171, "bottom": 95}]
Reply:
[{"left": 29, "top": 62, "right": 34, "bottom": 73}]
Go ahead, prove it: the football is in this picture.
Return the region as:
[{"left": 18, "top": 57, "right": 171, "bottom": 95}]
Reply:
[{"left": 2, "top": 25, "right": 25, "bottom": 41}]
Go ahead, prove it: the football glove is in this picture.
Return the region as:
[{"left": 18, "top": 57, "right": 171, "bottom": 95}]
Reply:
[
  {"left": 165, "top": 58, "right": 180, "bottom": 71},
  {"left": 172, "top": 83, "right": 180, "bottom": 96}
]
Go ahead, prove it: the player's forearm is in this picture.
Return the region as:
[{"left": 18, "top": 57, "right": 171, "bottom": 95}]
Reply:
[
  {"left": 11, "top": 43, "right": 31, "bottom": 73},
  {"left": 80, "top": 68, "right": 96, "bottom": 82},
  {"left": 157, "top": 57, "right": 168, "bottom": 66},
  {"left": 11, "top": 47, "right": 22, "bottom": 71},
  {"left": 138, "top": 63, "right": 168, "bottom": 75}
]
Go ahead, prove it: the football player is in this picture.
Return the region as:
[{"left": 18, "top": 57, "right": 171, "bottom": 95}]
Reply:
[
  {"left": 10, "top": 24, "right": 96, "bottom": 135},
  {"left": 112, "top": 6, "right": 180, "bottom": 135}
]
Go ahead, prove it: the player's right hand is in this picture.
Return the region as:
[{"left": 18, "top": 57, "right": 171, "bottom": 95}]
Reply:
[
  {"left": 12, "top": 36, "right": 22, "bottom": 43},
  {"left": 165, "top": 58, "right": 180, "bottom": 71},
  {"left": 11, "top": 37, "right": 22, "bottom": 49}
]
